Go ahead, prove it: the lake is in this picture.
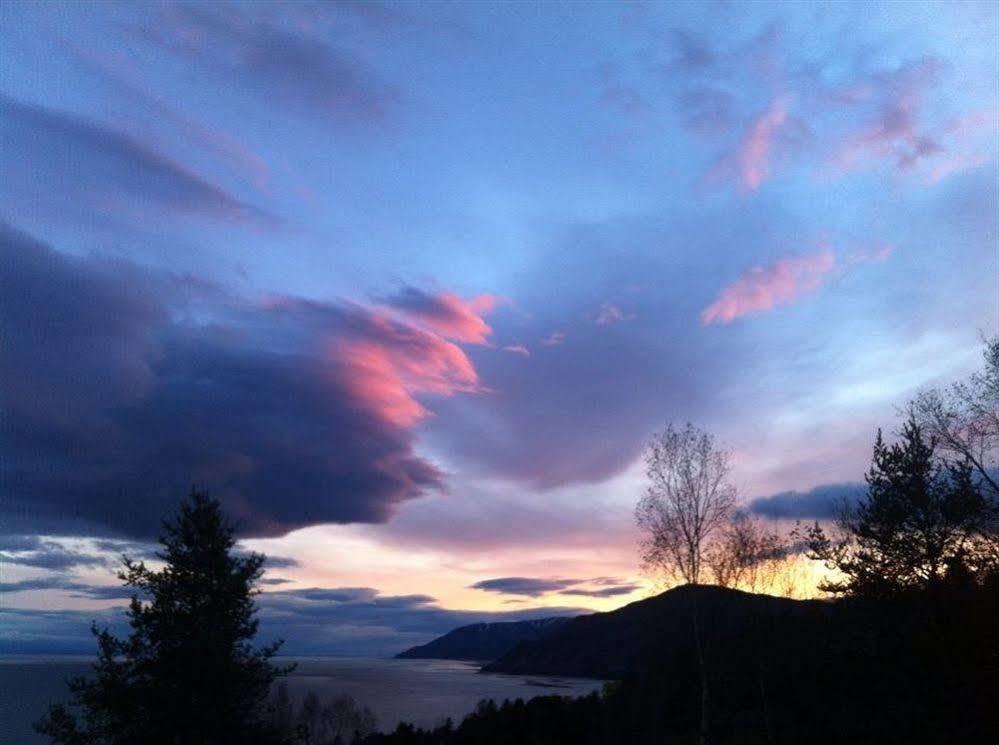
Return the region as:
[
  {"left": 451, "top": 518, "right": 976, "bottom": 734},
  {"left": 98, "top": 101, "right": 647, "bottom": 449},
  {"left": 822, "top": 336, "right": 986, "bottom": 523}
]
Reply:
[{"left": 0, "top": 656, "right": 604, "bottom": 743}]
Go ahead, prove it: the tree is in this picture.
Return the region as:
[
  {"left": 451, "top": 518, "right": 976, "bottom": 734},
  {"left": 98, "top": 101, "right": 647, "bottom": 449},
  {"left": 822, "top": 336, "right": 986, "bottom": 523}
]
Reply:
[
  {"left": 804, "top": 418, "right": 994, "bottom": 597},
  {"left": 913, "top": 336, "right": 999, "bottom": 500},
  {"left": 36, "top": 490, "right": 291, "bottom": 744},
  {"left": 636, "top": 423, "right": 736, "bottom": 586},
  {"left": 706, "top": 514, "right": 795, "bottom": 595}
]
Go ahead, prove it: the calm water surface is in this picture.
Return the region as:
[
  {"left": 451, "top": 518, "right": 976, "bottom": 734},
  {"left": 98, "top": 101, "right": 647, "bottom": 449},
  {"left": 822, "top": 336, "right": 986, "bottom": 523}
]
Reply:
[{"left": 0, "top": 656, "right": 604, "bottom": 743}]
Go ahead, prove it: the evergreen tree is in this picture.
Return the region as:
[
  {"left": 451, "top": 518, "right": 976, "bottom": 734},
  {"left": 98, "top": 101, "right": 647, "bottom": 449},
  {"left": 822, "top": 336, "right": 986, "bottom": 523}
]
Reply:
[
  {"left": 805, "top": 417, "right": 992, "bottom": 597},
  {"left": 36, "top": 490, "right": 291, "bottom": 744}
]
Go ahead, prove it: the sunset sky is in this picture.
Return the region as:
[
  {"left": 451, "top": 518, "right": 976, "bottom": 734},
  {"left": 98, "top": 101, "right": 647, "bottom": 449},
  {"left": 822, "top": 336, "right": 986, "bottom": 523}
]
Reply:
[{"left": 1, "top": 0, "right": 996, "bottom": 656}]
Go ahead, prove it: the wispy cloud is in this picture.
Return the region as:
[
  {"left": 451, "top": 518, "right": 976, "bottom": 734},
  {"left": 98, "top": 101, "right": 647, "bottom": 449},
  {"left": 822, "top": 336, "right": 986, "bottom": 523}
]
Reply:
[
  {"left": 0, "top": 95, "right": 280, "bottom": 228},
  {"left": 594, "top": 303, "right": 636, "bottom": 325},
  {"left": 138, "top": 3, "right": 399, "bottom": 126},
  {"left": 701, "top": 242, "right": 892, "bottom": 325}
]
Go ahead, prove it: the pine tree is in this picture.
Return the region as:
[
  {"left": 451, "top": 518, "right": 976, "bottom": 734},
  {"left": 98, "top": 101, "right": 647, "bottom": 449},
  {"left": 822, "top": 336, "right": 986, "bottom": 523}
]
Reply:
[
  {"left": 36, "top": 490, "right": 291, "bottom": 744},
  {"left": 805, "top": 417, "right": 991, "bottom": 597}
]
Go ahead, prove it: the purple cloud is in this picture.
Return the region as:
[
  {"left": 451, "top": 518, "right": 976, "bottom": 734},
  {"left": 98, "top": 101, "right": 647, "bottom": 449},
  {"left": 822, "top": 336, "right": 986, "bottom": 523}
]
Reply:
[
  {"left": 470, "top": 576, "right": 640, "bottom": 598},
  {"left": 0, "top": 95, "right": 279, "bottom": 227},
  {"left": 139, "top": 3, "right": 398, "bottom": 125},
  {"left": 747, "top": 482, "right": 867, "bottom": 520},
  {"left": 0, "top": 224, "right": 490, "bottom": 538}
]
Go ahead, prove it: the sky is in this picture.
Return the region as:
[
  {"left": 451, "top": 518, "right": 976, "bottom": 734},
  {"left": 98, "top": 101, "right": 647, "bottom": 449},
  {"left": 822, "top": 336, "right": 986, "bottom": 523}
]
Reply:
[{"left": 1, "top": 0, "right": 997, "bottom": 656}]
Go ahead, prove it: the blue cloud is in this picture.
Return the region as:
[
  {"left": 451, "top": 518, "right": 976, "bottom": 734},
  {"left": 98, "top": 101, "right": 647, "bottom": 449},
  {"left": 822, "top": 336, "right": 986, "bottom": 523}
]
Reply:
[{"left": 748, "top": 482, "right": 867, "bottom": 520}]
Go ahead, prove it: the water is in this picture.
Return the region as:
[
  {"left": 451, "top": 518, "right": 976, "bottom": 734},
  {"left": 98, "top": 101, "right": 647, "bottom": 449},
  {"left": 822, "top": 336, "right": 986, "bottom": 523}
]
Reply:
[{"left": 0, "top": 656, "right": 604, "bottom": 743}]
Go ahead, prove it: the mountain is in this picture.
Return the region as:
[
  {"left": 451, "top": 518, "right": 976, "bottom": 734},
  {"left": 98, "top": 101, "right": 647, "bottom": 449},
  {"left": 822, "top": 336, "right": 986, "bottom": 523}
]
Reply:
[
  {"left": 395, "top": 617, "right": 573, "bottom": 662},
  {"left": 482, "top": 584, "right": 834, "bottom": 679}
]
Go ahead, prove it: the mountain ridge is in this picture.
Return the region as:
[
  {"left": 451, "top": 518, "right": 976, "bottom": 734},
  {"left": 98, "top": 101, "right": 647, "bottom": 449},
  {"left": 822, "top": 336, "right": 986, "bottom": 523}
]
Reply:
[{"left": 395, "top": 616, "right": 573, "bottom": 661}]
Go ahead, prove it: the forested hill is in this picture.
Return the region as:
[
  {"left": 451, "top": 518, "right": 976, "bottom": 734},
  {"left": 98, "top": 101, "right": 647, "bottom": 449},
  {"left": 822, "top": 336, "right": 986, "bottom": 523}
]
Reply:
[
  {"left": 482, "top": 584, "right": 832, "bottom": 678},
  {"left": 395, "top": 617, "right": 573, "bottom": 661}
]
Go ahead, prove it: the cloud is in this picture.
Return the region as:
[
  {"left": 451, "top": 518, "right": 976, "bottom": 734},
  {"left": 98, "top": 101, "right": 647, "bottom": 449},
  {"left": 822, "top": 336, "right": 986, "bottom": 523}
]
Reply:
[
  {"left": 701, "top": 241, "right": 894, "bottom": 325},
  {"left": 385, "top": 287, "right": 497, "bottom": 344},
  {"left": 747, "top": 482, "right": 867, "bottom": 519},
  {"left": 0, "top": 95, "right": 279, "bottom": 228},
  {"left": 502, "top": 344, "right": 531, "bottom": 357},
  {"left": 701, "top": 250, "right": 836, "bottom": 324},
  {"left": 0, "top": 545, "right": 110, "bottom": 570},
  {"left": 0, "top": 578, "right": 138, "bottom": 600},
  {"left": 0, "top": 587, "right": 584, "bottom": 657},
  {"left": 732, "top": 98, "right": 788, "bottom": 190},
  {"left": 470, "top": 577, "right": 582, "bottom": 597},
  {"left": 255, "top": 586, "right": 582, "bottom": 656},
  {"left": 0, "top": 224, "right": 487, "bottom": 538},
  {"left": 470, "top": 576, "right": 640, "bottom": 599},
  {"left": 540, "top": 331, "right": 565, "bottom": 346},
  {"left": 261, "top": 555, "right": 300, "bottom": 569},
  {"left": 562, "top": 583, "right": 640, "bottom": 598},
  {"left": 593, "top": 303, "right": 635, "bottom": 325},
  {"left": 828, "top": 58, "right": 943, "bottom": 176},
  {"left": 139, "top": 3, "right": 397, "bottom": 125}
]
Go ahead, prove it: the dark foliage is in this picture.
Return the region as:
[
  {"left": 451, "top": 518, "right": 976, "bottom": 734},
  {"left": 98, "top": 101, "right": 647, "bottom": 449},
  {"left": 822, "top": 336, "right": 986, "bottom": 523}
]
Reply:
[
  {"left": 804, "top": 417, "right": 998, "bottom": 597},
  {"left": 35, "top": 490, "right": 291, "bottom": 744},
  {"left": 268, "top": 683, "right": 378, "bottom": 745}
]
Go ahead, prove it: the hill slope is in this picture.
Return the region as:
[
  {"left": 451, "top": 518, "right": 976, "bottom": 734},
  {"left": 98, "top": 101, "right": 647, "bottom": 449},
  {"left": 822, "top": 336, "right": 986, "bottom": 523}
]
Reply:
[
  {"left": 482, "top": 584, "right": 833, "bottom": 679},
  {"left": 395, "top": 617, "right": 572, "bottom": 661}
]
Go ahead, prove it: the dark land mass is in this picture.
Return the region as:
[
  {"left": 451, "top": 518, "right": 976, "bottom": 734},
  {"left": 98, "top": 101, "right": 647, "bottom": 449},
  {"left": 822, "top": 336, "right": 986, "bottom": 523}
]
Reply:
[
  {"left": 395, "top": 617, "right": 572, "bottom": 662},
  {"left": 370, "top": 582, "right": 998, "bottom": 744},
  {"left": 482, "top": 584, "right": 830, "bottom": 679}
]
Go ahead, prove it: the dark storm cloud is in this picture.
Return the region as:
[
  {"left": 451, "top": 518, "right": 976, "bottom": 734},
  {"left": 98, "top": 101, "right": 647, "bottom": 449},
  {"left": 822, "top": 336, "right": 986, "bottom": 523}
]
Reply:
[
  {"left": 747, "top": 482, "right": 867, "bottom": 519},
  {"left": 139, "top": 3, "right": 397, "bottom": 124},
  {"left": 0, "top": 96, "right": 278, "bottom": 227},
  {"left": 0, "top": 224, "right": 480, "bottom": 539}
]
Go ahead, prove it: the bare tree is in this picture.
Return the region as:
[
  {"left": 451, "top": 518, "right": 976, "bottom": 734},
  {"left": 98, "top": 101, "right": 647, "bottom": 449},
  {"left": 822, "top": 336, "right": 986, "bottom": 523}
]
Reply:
[
  {"left": 913, "top": 336, "right": 999, "bottom": 499},
  {"left": 636, "top": 423, "right": 736, "bottom": 586},
  {"left": 706, "top": 514, "right": 792, "bottom": 595}
]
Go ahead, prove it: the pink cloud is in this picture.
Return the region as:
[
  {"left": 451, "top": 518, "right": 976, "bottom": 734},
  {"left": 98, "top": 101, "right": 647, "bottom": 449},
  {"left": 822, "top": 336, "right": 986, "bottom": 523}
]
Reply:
[
  {"left": 737, "top": 99, "right": 788, "bottom": 190},
  {"left": 541, "top": 331, "right": 566, "bottom": 346},
  {"left": 334, "top": 308, "right": 482, "bottom": 428},
  {"left": 386, "top": 288, "right": 498, "bottom": 344},
  {"left": 707, "top": 98, "right": 789, "bottom": 191},
  {"left": 701, "top": 251, "right": 835, "bottom": 325},
  {"left": 702, "top": 243, "right": 893, "bottom": 325}
]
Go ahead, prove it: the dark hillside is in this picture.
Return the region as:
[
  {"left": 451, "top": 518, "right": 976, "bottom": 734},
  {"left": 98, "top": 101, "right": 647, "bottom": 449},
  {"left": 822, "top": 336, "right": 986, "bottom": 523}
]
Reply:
[
  {"left": 483, "top": 584, "right": 832, "bottom": 679},
  {"left": 396, "top": 617, "right": 572, "bottom": 662}
]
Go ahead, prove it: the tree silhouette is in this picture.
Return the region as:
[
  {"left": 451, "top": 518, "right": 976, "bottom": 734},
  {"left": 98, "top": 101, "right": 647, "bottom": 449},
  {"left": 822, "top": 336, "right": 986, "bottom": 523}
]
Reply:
[
  {"left": 635, "top": 423, "right": 736, "bottom": 586},
  {"left": 36, "top": 490, "right": 291, "bottom": 744},
  {"left": 804, "top": 417, "right": 994, "bottom": 597}
]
